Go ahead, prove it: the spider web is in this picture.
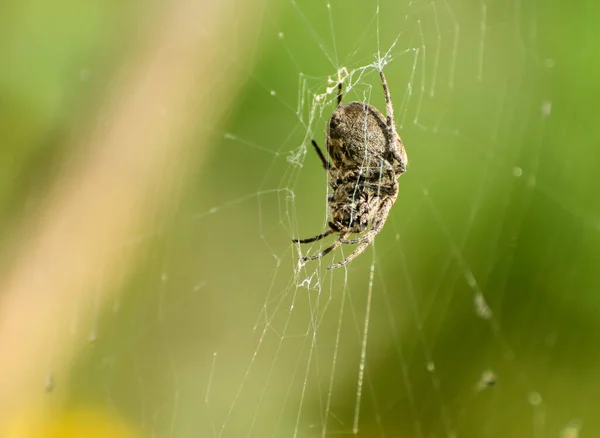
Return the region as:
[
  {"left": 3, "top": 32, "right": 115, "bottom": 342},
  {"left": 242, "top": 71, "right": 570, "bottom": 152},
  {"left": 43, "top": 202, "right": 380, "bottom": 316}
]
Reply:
[{"left": 66, "top": 0, "right": 600, "bottom": 437}]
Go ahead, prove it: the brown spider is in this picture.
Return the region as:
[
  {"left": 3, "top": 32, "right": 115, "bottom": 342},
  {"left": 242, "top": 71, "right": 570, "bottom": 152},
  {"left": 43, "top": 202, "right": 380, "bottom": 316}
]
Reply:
[{"left": 293, "top": 70, "right": 408, "bottom": 269}]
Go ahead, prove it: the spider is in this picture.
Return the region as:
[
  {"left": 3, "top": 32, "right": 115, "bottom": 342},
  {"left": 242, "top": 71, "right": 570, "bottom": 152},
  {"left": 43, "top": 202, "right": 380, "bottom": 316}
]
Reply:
[{"left": 293, "top": 70, "right": 408, "bottom": 270}]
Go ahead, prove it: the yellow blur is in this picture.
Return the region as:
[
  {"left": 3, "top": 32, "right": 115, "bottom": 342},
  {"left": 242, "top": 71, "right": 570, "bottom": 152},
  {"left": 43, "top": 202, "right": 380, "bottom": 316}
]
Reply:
[{"left": 5, "top": 409, "right": 140, "bottom": 438}]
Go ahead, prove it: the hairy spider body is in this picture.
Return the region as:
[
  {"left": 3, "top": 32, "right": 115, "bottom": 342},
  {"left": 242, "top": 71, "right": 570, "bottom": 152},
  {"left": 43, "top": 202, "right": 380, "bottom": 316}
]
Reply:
[{"left": 293, "top": 71, "right": 407, "bottom": 269}]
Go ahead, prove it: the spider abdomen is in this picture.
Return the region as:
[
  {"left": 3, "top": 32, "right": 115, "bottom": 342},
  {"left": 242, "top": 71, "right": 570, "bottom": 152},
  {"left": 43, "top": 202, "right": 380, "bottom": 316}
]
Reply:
[{"left": 327, "top": 102, "right": 389, "bottom": 169}]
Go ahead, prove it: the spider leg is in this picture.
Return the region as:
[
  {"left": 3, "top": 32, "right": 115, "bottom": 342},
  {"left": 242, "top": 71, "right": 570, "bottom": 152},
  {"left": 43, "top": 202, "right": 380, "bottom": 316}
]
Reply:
[
  {"left": 366, "top": 163, "right": 399, "bottom": 194},
  {"left": 385, "top": 166, "right": 399, "bottom": 193},
  {"left": 344, "top": 169, "right": 397, "bottom": 246},
  {"left": 337, "top": 82, "right": 343, "bottom": 107},
  {"left": 292, "top": 227, "right": 335, "bottom": 244},
  {"left": 337, "top": 197, "right": 395, "bottom": 247},
  {"left": 339, "top": 231, "right": 376, "bottom": 245},
  {"left": 328, "top": 233, "right": 376, "bottom": 270},
  {"left": 328, "top": 197, "right": 395, "bottom": 269},
  {"left": 379, "top": 70, "right": 407, "bottom": 168},
  {"left": 310, "top": 139, "right": 332, "bottom": 170},
  {"left": 300, "top": 232, "right": 348, "bottom": 263},
  {"left": 380, "top": 70, "right": 395, "bottom": 130}
]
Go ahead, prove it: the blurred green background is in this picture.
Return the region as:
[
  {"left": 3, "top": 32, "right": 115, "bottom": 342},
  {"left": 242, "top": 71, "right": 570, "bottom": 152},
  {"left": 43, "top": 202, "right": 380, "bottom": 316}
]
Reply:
[{"left": 2, "top": 0, "right": 600, "bottom": 436}]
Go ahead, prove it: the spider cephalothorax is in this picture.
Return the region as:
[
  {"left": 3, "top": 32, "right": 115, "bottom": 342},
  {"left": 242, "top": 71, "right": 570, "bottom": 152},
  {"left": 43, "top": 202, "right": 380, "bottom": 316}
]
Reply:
[{"left": 293, "top": 70, "right": 407, "bottom": 269}]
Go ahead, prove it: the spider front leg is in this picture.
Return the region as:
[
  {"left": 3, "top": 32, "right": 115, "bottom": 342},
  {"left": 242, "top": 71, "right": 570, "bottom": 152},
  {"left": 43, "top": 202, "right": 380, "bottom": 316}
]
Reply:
[{"left": 379, "top": 70, "right": 407, "bottom": 169}]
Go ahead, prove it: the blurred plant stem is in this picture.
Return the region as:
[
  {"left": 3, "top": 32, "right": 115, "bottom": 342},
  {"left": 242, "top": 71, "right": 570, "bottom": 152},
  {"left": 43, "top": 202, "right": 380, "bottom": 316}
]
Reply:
[{"left": 0, "top": 0, "right": 267, "bottom": 430}]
